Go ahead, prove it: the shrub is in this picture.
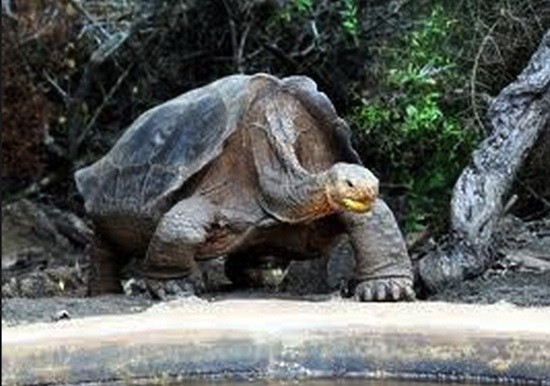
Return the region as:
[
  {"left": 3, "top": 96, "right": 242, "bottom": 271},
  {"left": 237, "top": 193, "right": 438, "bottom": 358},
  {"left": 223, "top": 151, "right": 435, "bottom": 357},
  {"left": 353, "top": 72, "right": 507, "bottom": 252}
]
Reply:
[{"left": 350, "top": 5, "right": 480, "bottom": 232}]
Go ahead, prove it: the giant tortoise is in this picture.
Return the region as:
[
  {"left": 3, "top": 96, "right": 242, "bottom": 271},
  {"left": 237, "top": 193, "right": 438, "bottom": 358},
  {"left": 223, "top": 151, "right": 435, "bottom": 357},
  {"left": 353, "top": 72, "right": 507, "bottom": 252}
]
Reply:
[{"left": 75, "top": 73, "right": 414, "bottom": 301}]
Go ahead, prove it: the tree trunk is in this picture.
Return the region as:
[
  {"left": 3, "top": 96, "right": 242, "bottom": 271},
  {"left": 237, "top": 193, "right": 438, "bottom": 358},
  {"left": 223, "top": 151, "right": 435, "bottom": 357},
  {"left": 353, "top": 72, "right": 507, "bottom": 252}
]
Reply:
[{"left": 417, "top": 30, "right": 550, "bottom": 293}]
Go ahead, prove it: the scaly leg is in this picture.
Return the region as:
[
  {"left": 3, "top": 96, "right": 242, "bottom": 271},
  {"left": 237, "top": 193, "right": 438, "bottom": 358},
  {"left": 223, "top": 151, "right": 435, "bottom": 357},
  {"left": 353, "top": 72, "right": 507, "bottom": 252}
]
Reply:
[
  {"left": 132, "top": 197, "right": 216, "bottom": 299},
  {"left": 342, "top": 199, "right": 415, "bottom": 301},
  {"left": 88, "top": 237, "right": 124, "bottom": 295}
]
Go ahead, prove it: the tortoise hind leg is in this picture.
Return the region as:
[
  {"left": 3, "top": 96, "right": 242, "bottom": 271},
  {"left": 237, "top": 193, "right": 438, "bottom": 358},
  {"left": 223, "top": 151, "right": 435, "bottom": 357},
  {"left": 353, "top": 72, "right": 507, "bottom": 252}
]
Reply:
[
  {"left": 342, "top": 199, "right": 415, "bottom": 301},
  {"left": 133, "top": 197, "right": 216, "bottom": 299},
  {"left": 88, "top": 238, "right": 125, "bottom": 295}
]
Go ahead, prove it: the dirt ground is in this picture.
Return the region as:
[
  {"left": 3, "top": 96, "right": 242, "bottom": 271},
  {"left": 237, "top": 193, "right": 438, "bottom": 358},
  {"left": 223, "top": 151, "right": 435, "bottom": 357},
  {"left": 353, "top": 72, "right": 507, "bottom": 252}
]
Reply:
[
  {"left": 3, "top": 270, "right": 550, "bottom": 327},
  {"left": 2, "top": 199, "right": 549, "bottom": 327}
]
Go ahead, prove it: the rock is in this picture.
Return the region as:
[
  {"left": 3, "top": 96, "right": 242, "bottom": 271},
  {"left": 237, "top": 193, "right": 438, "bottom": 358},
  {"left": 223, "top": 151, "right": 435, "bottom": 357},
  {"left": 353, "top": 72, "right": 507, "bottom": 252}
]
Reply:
[
  {"left": 2, "top": 199, "right": 92, "bottom": 298},
  {"left": 52, "top": 309, "right": 70, "bottom": 322},
  {"left": 495, "top": 215, "right": 550, "bottom": 271}
]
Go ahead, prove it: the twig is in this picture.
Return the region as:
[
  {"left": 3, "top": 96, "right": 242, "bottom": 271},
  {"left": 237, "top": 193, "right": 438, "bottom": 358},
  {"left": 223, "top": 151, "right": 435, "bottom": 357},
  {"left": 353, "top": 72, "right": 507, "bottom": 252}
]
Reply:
[
  {"left": 502, "top": 194, "right": 518, "bottom": 215},
  {"left": 1, "top": 0, "right": 17, "bottom": 21},
  {"left": 67, "top": 25, "right": 132, "bottom": 159},
  {"left": 75, "top": 64, "right": 133, "bottom": 150},
  {"left": 485, "top": 34, "right": 506, "bottom": 65},
  {"left": 42, "top": 71, "right": 68, "bottom": 101},
  {"left": 221, "top": 0, "right": 239, "bottom": 72},
  {"left": 503, "top": 8, "right": 532, "bottom": 41},
  {"left": 68, "top": 0, "right": 111, "bottom": 39},
  {"left": 289, "top": 41, "right": 317, "bottom": 58},
  {"left": 526, "top": 0, "right": 544, "bottom": 33},
  {"left": 67, "top": 63, "right": 95, "bottom": 159},
  {"left": 264, "top": 42, "right": 299, "bottom": 68},
  {"left": 470, "top": 20, "right": 499, "bottom": 135},
  {"left": 19, "top": 9, "right": 60, "bottom": 44},
  {"left": 237, "top": 23, "right": 251, "bottom": 73},
  {"left": 10, "top": 173, "right": 59, "bottom": 201},
  {"left": 519, "top": 180, "right": 550, "bottom": 209},
  {"left": 90, "top": 31, "right": 129, "bottom": 64}
]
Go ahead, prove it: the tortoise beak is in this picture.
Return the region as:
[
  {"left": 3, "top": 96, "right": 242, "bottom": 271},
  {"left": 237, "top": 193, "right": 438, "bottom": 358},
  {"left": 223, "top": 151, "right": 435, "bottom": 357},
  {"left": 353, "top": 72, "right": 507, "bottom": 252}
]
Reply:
[
  {"left": 341, "top": 185, "right": 377, "bottom": 213},
  {"left": 341, "top": 197, "right": 373, "bottom": 213}
]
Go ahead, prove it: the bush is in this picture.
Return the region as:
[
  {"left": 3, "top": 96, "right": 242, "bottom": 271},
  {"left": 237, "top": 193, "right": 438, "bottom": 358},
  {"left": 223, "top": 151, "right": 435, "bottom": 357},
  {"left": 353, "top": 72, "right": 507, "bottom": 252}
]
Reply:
[{"left": 350, "top": 5, "right": 480, "bottom": 232}]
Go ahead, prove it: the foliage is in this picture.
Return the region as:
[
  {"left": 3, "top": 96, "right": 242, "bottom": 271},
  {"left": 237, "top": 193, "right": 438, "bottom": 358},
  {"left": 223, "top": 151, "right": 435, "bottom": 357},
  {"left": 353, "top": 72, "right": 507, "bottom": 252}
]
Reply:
[
  {"left": 278, "top": 0, "right": 359, "bottom": 42},
  {"left": 293, "top": 0, "right": 313, "bottom": 14},
  {"left": 340, "top": 0, "right": 359, "bottom": 42},
  {"left": 350, "top": 6, "right": 480, "bottom": 232}
]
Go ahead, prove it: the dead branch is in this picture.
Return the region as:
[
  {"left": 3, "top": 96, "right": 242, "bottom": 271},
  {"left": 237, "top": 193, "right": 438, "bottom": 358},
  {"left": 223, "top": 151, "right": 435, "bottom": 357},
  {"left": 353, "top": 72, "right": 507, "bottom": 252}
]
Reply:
[
  {"left": 42, "top": 70, "right": 68, "bottom": 101},
  {"left": 470, "top": 20, "right": 499, "bottom": 135},
  {"left": 221, "top": 0, "right": 240, "bottom": 73},
  {"left": 237, "top": 23, "right": 252, "bottom": 73},
  {"left": 417, "top": 30, "right": 550, "bottom": 293},
  {"left": 75, "top": 64, "right": 133, "bottom": 151},
  {"left": 68, "top": 0, "right": 111, "bottom": 39}
]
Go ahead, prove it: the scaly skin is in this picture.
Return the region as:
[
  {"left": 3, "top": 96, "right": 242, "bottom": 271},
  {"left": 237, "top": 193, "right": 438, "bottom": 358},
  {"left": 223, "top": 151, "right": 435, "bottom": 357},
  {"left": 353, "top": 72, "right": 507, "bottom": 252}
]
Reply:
[
  {"left": 225, "top": 199, "right": 415, "bottom": 302},
  {"left": 135, "top": 197, "right": 414, "bottom": 302},
  {"left": 259, "top": 163, "right": 378, "bottom": 223},
  {"left": 343, "top": 200, "right": 415, "bottom": 301},
  {"left": 128, "top": 163, "right": 383, "bottom": 299}
]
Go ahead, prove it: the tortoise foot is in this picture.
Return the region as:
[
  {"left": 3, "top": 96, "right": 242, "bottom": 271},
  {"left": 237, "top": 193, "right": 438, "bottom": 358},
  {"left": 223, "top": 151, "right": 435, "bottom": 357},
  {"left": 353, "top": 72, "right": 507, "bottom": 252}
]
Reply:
[
  {"left": 352, "top": 277, "right": 415, "bottom": 302},
  {"left": 122, "top": 272, "right": 205, "bottom": 300}
]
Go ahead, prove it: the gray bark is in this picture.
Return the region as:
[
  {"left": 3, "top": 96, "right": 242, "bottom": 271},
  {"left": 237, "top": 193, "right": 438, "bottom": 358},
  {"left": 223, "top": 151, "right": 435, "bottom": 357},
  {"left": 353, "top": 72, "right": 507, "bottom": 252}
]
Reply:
[{"left": 418, "top": 30, "right": 550, "bottom": 292}]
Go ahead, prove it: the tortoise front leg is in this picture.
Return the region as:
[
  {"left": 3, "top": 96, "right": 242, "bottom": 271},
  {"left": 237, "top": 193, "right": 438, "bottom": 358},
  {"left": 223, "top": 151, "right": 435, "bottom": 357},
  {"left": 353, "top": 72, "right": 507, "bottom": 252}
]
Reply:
[
  {"left": 342, "top": 199, "right": 415, "bottom": 301},
  {"left": 131, "top": 197, "right": 216, "bottom": 299}
]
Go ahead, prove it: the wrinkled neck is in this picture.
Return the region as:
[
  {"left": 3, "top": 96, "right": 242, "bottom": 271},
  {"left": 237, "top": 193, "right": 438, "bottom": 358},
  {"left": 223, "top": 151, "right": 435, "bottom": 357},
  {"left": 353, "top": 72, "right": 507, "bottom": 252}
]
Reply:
[
  {"left": 250, "top": 120, "right": 337, "bottom": 223},
  {"left": 261, "top": 170, "right": 337, "bottom": 223}
]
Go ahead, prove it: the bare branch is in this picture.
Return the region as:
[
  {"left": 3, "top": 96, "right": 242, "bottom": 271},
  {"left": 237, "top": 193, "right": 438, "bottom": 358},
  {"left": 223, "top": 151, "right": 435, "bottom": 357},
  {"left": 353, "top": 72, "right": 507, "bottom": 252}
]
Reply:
[
  {"left": 237, "top": 23, "right": 251, "bottom": 73},
  {"left": 42, "top": 71, "right": 67, "bottom": 101},
  {"left": 68, "top": 0, "right": 111, "bottom": 39},
  {"left": 470, "top": 20, "right": 499, "bottom": 135},
  {"left": 221, "top": 0, "right": 239, "bottom": 72},
  {"left": 75, "top": 64, "right": 133, "bottom": 150}
]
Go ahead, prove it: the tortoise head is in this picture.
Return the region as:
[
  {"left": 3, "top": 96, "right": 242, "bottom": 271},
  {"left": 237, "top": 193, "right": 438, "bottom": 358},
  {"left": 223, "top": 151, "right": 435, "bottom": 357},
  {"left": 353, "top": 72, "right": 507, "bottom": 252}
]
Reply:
[{"left": 325, "top": 163, "right": 379, "bottom": 213}]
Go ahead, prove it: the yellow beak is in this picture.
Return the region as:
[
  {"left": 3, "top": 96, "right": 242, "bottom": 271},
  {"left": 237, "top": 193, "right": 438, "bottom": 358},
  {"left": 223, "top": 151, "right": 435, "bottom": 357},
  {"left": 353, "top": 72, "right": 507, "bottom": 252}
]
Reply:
[{"left": 342, "top": 198, "right": 372, "bottom": 213}]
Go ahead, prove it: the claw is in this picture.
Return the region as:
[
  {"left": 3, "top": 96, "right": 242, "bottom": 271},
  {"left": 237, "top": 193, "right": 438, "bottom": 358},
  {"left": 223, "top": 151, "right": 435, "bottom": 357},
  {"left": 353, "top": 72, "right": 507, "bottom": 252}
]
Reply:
[
  {"left": 146, "top": 278, "right": 167, "bottom": 300},
  {"left": 122, "top": 274, "right": 204, "bottom": 300},
  {"left": 354, "top": 285, "right": 371, "bottom": 301},
  {"left": 375, "top": 282, "right": 387, "bottom": 301},
  {"left": 391, "top": 281, "right": 401, "bottom": 300},
  {"left": 404, "top": 285, "right": 416, "bottom": 301},
  {"left": 352, "top": 277, "right": 415, "bottom": 302}
]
